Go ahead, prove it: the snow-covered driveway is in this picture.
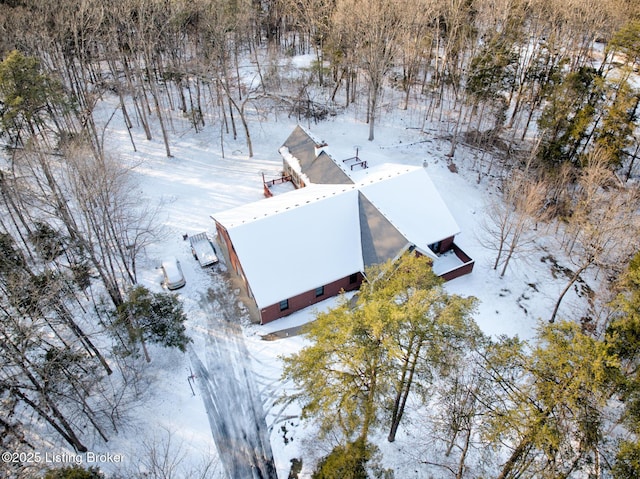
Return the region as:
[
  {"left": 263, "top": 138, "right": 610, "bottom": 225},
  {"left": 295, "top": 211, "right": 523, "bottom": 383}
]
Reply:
[{"left": 188, "top": 279, "right": 277, "bottom": 479}]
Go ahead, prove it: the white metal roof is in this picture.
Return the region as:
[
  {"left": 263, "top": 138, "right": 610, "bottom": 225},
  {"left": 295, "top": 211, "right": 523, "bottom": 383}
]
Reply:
[
  {"left": 356, "top": 165, "right": 461, "bottom": 254},
  {"left": 213, "top": 185, "right": 363, "bottom": 309},
  {"left": 213, "top": 158, "right": 462, "bottom": 310}
]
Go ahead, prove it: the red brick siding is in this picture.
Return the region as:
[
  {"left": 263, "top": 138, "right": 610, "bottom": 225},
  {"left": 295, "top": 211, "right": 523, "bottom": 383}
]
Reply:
[
  {"left": 215, "top": 222, "right": 243, "bottom": 275},
  {"left": 259, "top": 273, "right": 363, "bottom": 324},
  {"left": 416, "top": 239, "right": 474, "bottom": 282},
  {"left": 215, "top": 221, "right": 255, "bottom": 298},
  {"left": 440, "top": 262, "right": 474, "bottom": 281}
]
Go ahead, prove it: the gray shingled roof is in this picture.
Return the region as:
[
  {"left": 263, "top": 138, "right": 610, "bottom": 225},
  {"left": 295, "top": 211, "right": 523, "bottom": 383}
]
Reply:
[
  {"left": 305, "top": 151, "right": 353, "bottom": 185},
  {"left": 283, "top": 126, "right": 353, "bottom": 185},
  {"left": 358, "top": 192, "right": 410, "bottom": 268},
  {"left": 282, "top": 125, "right": 322, "bottom": 171}
]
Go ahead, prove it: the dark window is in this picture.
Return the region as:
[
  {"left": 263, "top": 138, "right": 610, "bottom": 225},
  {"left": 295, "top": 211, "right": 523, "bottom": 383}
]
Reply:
[
  {"left": 429, "top": 241, "right": 442, "bottom": 254},
  {"left": 279, "top": 299, "right": 289, "bottom": 311},
  {"left": 315, "top": 286, "right": 324, "bottom": 297},
  {"left": 349, "top": 273, "right": 358, "bottom": 284}
]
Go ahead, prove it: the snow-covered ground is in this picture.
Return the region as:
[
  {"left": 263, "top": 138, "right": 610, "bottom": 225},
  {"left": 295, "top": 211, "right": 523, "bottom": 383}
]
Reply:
[{"left": 80, "top": 55, "right": 594, "bottom": 479}]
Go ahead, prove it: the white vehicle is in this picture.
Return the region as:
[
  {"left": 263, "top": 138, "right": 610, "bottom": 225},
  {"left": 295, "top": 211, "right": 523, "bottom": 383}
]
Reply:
[
  {"left": 189, "top": 232, "right": 219, "bottom": 267},
  {"left": 161, "top": 257, "right": 186, "bottom": 290}
]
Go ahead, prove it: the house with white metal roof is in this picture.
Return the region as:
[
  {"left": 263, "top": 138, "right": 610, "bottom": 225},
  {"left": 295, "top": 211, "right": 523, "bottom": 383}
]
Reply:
[{"left": 212, "top": 126, "right": 474, "bottom": 324}]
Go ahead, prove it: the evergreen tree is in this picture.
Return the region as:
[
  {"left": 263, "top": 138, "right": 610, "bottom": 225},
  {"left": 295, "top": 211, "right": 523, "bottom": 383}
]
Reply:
[
  {"left": 0, "top": 50, "right": 68, "bottom": 147},
  {"left": 282, "top": 253, "right": 478, "bottom": 469},
  {"left": 608, "top": 251, "right": 640, "bottom": 478},
  {"left": 537, "top": 66, "right": 604, "bottom": 167},
  {"left": 312, "top": 439, "right": 371, "bottom": 479},
  {"left": 593, "top": 77, "right": 637, "bottom": 167},
  {"left": 114, "top": 285, "right": 191, "bottom": 359},
  {"left": 42, "top": 465, "right": 105, "bottom": 479},
  {"left": 466, "top": 38, "right": 518, "bottom": 130},
  {"left": 485, "top": 321, "right": 619, "bottom": 479},
  {"left": 606, "top": 20, "right": 640, "bottom": 73}
]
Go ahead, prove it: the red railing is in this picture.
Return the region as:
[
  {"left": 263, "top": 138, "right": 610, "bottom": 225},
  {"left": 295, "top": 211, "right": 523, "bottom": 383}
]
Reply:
[{"left": 263, "top": 173, "right": 293, "bottom": 197}]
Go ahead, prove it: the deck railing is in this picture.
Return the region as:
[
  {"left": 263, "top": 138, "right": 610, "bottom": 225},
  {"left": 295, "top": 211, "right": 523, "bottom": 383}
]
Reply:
[{"left": 263, "top": 174, "right": 293, "bottom": 197}]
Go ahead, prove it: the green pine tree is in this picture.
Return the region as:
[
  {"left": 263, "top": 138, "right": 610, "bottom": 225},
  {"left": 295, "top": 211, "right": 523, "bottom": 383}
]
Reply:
[
  {"left": 282, "top": 253, "right": 478, "bottom": 475},
  {"left": 114, "top": 285, "right": 191, "bottom": 358},
  {"left": 42, "top": 465, "right": 104, "bottom": 479},
  {"left": 607, "top": 251, "right": 640, "bottom": 478}
]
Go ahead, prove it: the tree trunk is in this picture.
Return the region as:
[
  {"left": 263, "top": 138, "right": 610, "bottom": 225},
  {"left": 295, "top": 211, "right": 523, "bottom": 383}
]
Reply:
[
  {"left": 57, "top": 302, "right": 113, "bottom": 375},
  {"left": 493, "top": 233, "right": 507, "bottom": 271},
  {"left": 500, "top": 229, "right": 523, "bottom": 278},
  {"left": 388, "top": 340, "right": 422, "bottom": 442},
  {"left": 122, "top": 57, "right": 152, "bottom": 140},
  {"left": 626, "top": 141, "right": 640, "bottom": 180},
  {"left": 13, "top": 388, "right": 88, "bottom": 452},
  {"left": 239, "top": 103, "right": 254, "bottom": 158},
  {"left": 111, "top": 61, "right": 137, "bottom": 151},
  {"left": 550, "top": 261, "right": 591, "bottom": 323},
  {"left": 455, "top": 425, "right": 472, "bottom": 479},
  {"left": 359, "top": 364, "right": 377, "bottom": 444},
  {"left": 3, "top": 337, "right": 88, "bottom": 452},
  {"left": 146, "top": 64, "right": 172, "bottom": 158},
  {"left": 496, "top": 437, "right": 533, "bottom": 479},
  {"left": 448, "top": 105, "right": 464, "bottom": 157}
]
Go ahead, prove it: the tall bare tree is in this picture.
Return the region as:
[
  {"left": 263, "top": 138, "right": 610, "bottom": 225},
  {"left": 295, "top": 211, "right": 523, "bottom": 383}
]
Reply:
[
  {"left": 60, "top": 144, "right": 161, "bottom": 307},
  {"left": 480, "top": 171, "right": 549, "bottom": 277},
  {"left": 551, "top": 149, "right": 640, "bottom": 322},
  {"left": 332, "top": 0, "right": 404, "bottom": 141}
]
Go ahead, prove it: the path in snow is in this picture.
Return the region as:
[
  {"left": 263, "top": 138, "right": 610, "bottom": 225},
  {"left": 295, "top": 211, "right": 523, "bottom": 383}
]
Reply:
[
  {"left": 260, "top": 324, "right": 306, "bottom": 340},
  {"left": 188, "top": 277, "right": 277, "bottom": 479}
]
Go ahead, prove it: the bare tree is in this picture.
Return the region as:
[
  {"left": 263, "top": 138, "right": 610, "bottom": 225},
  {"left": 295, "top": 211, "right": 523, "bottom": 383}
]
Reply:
[
  {"left": 332, "top": 0, "right": 404, "bottom": 141},
  {"left": 58, "top": 144, "right": 161, "bottom": 308},
  {"left": 0, "top": 249, "right": 94, "bottom": 453},
  {"left": 480, "top": 171, "right": 549, "bottom": 277},
  {"left": 122, "top": 427, "right": 221, "bottom": 479},
  {"left": 550, "top": 149, "right": 640, "bottom": 322},
  {"left": 430, "top": 349, "right": 491, "bottom": 479}
]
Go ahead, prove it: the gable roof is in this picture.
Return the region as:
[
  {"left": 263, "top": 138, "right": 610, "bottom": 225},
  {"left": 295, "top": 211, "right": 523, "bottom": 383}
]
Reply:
[
  {"left": 304, "top": 151, "right": 354, "bottom": 185},
  {"left": 281, "top": 125, "right": 354, "bottom": 186},
  {"left": 213, "top": 185, "right": 363, "bottom": 309},
  {"left": 358, "top": 191, "right": 411, "bottom": 268},
  {"left": 282, "top": 125, "right": 326, "bottom": 172},
  {"left": 356, "top": 165, "right": 460, "bottom": 256},
  {"left": 213, "top": 127, "right": 464, "bottom": 311}
]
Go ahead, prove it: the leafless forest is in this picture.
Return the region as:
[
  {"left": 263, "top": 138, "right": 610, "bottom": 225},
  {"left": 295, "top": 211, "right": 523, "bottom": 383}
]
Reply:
[{"left": 1, "top": 0, "right": 640, "bottom": 478}]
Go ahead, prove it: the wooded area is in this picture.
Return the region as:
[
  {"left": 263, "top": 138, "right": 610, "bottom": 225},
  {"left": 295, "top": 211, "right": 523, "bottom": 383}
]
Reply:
[
  {"left": 285, "top": 254, "right": 640, "bottom": 479},
  {"left": 1, "top": 0, "right": 640, "bottom": 477}
]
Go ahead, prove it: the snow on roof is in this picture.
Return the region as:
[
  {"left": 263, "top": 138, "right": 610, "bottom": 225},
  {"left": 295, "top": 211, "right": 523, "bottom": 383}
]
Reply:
[
  {"left": 213, "top": 185, "right": 363, "bottom": 309},
  {"left": 213, "top": 183, "right": 353, "bottom": 228},
  {"left": 214, "top": 134, "right": 463, "bottom": 309},
  {"left": 293, "top": 124, "right": 326, "bottom": 148},
  {"left": 356, "top": 164, "right": 461, "bottom": 253},
  {"left": 281, "top": 126, "right": 327, "bottom": 173},
  {"left": 279, "top": 145, "right": 312, "bottom": 185}
]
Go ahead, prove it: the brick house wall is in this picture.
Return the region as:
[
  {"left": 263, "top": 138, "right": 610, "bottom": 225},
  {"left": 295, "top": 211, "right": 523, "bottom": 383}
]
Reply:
[{"left": 259, "top": 272, "right": 363, "bottom": 324}]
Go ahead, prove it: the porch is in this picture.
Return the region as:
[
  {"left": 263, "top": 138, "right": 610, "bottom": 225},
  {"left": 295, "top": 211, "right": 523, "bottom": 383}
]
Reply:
[
  {"left": 262, "top": 172, "right": 296, "bottom": 197},
  {"left": 431, "top": 243, "right": 475, "bottom": 281}
]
